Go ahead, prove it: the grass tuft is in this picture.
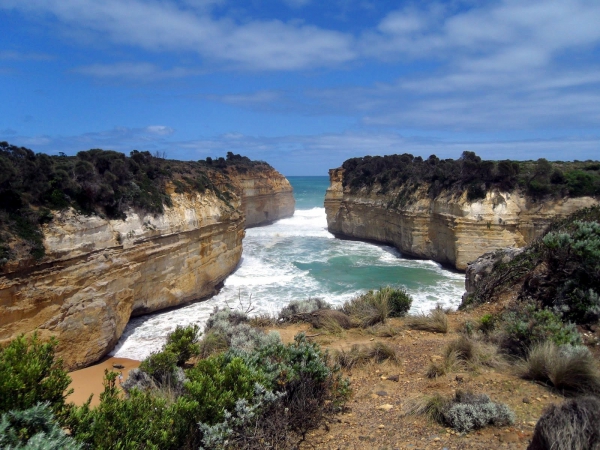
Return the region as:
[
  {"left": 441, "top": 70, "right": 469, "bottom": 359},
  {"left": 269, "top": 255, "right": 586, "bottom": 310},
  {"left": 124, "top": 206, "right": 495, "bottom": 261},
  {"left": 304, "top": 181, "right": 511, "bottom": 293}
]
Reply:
[
  {"left": 407, "top": 306, "right": 449, "bottom": 333},
  {"left": 519, "top": 342, "right": 600, "bottom": 395}
]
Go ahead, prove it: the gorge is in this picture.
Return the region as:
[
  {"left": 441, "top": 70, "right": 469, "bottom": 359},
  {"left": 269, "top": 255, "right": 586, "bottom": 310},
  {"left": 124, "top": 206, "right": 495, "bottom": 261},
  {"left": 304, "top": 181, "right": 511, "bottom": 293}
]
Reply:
[{"left": 0, "top": 150, "right": 294, "bottom": 369}]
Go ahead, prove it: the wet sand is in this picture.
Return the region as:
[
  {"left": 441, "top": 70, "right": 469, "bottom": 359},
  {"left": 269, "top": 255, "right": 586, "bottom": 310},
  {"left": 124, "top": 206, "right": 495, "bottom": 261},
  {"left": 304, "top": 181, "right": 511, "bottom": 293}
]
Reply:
[{"left": 68, "top": 357, "right": 140, "bottom": 406}]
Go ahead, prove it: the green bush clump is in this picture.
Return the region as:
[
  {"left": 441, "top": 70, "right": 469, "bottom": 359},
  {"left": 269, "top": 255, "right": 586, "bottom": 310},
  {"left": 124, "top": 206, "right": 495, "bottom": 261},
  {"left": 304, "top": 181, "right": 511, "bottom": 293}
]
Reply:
[
  {"left": 341, "top": 151, "right": 600, "bottom": 203},
  {"left": 0, "top": 334, "right": 71, "bottom": 417},
  {"left": 165, "top": 324, "right": 201, "bottom": 366},
  {"left": 385, "top": 286, "right": 413, "bottom": 317},
  {"left": 500, "top": 302, "right": 581, "bottom": 356},
  {"left": 68, "top": 324, "right": 349, "bottom": 449}
]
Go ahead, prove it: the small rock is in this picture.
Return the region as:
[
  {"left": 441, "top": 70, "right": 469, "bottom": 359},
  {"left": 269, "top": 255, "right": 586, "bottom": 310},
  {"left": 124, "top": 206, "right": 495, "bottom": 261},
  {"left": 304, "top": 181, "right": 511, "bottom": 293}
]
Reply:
[
  {"left": 376, "top": 390, "right": 388, "bottom": 396},
  {"left": 378, "top": 424, "right": 385, "bottom": 429},
  {"left": 377, "top": 404, "right": 394, "bottom": 411},
  {"left": 536, "top": 397, "right": 542, "bottom": 402},
  {"left": 522, "top": 397, "right": 531, "bottom": 404},
  {"left": 386, "top": 374, "right": 400, "bottom": 382},
  {"left": 528, "top": 421, "right": 536, "bottom": 427},
  {"left": 112, "top": 363, "right": 125, "bottom": 369}
]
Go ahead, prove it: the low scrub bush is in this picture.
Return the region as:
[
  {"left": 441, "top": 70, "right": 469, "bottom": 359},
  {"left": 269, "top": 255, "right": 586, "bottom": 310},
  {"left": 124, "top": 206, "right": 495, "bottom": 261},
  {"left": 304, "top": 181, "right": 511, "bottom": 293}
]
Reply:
[
  {"left": 528, "top": 396, "right": 600, "bottom": 450},
  {"left": 407, "top": 306, "right": 449, "bottom": 333},
  {"left": 519, "top": 342, "right": 600, "bottom": 395},
  {"left": 406, "top": 390, "right": 514, "bottom": 433},
  {"left": 201, "top": 308, "right": 281, "bottom": 354},
  {"left": 383, "top": 286, "right": 413, "bottom": 317},
  {"left": 499, "top": 302, "right": 581, "bottom": 356},
  {"left": 278, "top": 298, "right": 331, "bottom": 322},
  {"left": 70, "top": 332, "right": 350, "bottom": 449}
]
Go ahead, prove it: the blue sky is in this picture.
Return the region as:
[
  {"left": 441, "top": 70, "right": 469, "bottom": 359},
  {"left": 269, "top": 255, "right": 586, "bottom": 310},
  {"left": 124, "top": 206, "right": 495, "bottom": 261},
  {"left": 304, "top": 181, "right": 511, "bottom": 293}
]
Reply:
[{"left": 1, "top": 0, "right": 599, "bottom": 175}]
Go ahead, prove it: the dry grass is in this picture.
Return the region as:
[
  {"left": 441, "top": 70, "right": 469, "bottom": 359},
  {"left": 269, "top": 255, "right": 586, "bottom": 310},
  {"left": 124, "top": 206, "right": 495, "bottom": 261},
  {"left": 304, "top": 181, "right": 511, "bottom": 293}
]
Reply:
[
  {"left": 197, "top": 331, "right": 229, "bottom": 358},
  {"left": 406, "top": 307, "right": 449, "bottom": 333},
  {"left": 404, "top": 393, "right": 450, "bottom": 423},
  {"left": 426, "top": 336, "right": 503, "bottom": 378},
  {"left": 310, "top": 310, "right": 354, "bottom": 330},
  {"left": 426, "top": 351, "right": 463, "bottom": 378},
  {"left": 341, "top": 291, "right": 390, "bottom": 327},
  {"left": 367, "top": 322, "right": 402, "bottom": 337},
  {"left": 333, "top": 342, "right": 401, "bottom": 369},
  {"left": 248, "top": 313, "right": 276, "bottom": 328},
  {"left": 519, "top": 342, "right": 600, "bottom": 395},
  {"left": 529, "top": 396, "right": 600, "bottom": 450}
]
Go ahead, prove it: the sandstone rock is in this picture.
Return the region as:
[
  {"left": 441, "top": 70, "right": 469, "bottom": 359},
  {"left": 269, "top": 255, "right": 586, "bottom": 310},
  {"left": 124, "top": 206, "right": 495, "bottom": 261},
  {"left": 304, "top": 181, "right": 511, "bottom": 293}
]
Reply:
[
  {"left": 325, "top": 168, "right": 598, "bottom": 271},
  {"left": 0, "top": 167, "right": 294, "bottom": 370}
]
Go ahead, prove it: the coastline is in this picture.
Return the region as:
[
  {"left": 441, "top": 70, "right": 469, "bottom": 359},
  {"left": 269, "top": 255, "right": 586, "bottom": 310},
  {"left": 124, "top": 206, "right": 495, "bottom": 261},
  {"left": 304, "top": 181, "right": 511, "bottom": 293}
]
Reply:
[{"left": 68, "top": 356, "right": 141, "bottom": 407}]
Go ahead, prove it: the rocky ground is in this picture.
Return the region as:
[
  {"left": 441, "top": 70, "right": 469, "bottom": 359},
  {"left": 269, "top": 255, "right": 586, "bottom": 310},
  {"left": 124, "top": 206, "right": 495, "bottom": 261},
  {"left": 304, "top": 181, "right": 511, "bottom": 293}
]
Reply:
[{"left": 268, "top": 306, "right": 600, "bottom": 450}]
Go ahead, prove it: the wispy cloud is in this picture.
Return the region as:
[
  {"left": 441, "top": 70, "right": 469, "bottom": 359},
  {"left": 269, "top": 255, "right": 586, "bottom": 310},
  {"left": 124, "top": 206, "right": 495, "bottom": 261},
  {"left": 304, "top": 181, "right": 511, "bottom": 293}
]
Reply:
[
  {"left": 0, "top": 0, "right": 355, "bottom": 71},
  {"left": 72, "top": 63, "right": 203, "bottom": 81},
  {"left": 0, "top": 50, "right": 54, "bottom": 61}
]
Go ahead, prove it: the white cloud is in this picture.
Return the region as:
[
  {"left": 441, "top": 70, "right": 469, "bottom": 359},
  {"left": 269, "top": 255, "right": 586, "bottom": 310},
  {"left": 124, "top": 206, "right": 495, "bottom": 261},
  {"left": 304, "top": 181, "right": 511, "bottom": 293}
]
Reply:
[
  {"left": 0, "top": 0, "right": 354, "bottom": 71},
  {"left": 145, "top": 125, "right": 175, "bottom": 136},
  {"left": 72, "top": 62, "right": 202, "bottom": 81}
]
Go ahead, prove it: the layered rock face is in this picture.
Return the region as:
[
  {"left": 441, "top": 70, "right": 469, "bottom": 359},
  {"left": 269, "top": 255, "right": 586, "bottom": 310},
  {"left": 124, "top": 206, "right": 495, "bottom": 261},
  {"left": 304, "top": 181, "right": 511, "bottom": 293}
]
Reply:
[
  {"left": 0, "top": 168, "right": 293, "bottom": 369},
  {"left": 230, "top": 166, "right": 295, "bottom": 227},
  {"left": 325, "top": 168, "right": 598, "bottom": 271}
]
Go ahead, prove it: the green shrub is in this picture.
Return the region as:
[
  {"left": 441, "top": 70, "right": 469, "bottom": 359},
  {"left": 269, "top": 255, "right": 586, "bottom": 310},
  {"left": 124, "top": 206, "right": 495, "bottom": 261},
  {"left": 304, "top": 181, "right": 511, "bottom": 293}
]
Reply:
[
  {"left": 385, "top": 286, "right": 413, "bottom": 317},
  {"left": 138, "top": 350, "right": 178, "bottom": 386},
  {"left": 500, "top": 303, "right": 581, "bottom": 356},
  {"left": 69, "top": 372, "right": 184, "bottom": 450},
  {"left": 479, "top": 313, "right": 497, "bottom": 333},
  {"left": 165, "top": 324, "right": 201, "bottom": 366},
  {"left": 0, "top": 334, "right": 71, "bottom": 417}
]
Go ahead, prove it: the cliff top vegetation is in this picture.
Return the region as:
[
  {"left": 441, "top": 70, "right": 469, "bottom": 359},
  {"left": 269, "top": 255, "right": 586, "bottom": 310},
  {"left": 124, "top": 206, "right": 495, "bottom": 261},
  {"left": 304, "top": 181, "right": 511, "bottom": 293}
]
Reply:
[
  {"left": 0, "top": 141, "right": 270, "bottom": 263},
  {"left": 341, "top": 151, "right": 600, "bottom": 204}
]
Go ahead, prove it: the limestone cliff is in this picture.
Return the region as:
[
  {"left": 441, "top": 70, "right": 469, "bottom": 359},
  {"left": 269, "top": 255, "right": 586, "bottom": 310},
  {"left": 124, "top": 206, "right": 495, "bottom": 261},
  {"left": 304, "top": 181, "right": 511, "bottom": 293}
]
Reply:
[
  {"left": 0, "top": 165, "right": 293, "bottom": 369},
  {"left": 229, "top": 165, "right": 295, "bottom": 227},
  {"left": 325, "top": 168, "right": 598, "bottom": 271}
]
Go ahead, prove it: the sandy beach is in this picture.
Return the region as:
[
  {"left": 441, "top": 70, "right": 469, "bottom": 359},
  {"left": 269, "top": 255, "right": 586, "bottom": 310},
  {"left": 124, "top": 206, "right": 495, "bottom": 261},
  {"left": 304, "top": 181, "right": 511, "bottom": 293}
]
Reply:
[{"left": 68, "top": 357, "right": 141, "bottom": 407}]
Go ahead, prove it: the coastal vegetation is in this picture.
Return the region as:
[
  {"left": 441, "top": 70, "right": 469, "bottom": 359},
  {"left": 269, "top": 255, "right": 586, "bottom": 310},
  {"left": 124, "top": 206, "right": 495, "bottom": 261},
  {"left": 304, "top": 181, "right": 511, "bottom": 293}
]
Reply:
[
  {"left": 0, "top": 141, "right": 266, "bottom": 263},
  {"left": 0, "top": 307, "right": 349, "bottom": 449},
  {"left": 341, "top": 151, "right": 600, "bottom": 203}
]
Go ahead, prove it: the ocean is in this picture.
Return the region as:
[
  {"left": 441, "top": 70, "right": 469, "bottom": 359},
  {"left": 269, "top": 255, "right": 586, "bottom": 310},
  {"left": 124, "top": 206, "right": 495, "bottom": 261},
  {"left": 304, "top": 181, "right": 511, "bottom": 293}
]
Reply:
[{"left": 111, "top": 176, "right": 465, "bottom": 360}]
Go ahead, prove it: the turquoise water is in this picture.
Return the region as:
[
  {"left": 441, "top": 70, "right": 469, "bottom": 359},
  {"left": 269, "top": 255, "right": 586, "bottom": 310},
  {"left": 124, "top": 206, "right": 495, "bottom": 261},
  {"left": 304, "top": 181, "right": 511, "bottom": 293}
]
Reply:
[{"left": 113, "top": 176, "right": 465, "bottom": 360}]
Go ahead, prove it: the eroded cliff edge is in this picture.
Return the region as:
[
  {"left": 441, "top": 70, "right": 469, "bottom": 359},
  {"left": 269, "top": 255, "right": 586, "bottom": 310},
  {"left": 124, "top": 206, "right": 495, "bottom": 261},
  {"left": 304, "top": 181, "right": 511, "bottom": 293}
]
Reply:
[
  {"left": 0, "top": 148, "right": 294, "bottom": 369},
  {"left": 325, "top": 161, "right": 599, "bottom": 271}
]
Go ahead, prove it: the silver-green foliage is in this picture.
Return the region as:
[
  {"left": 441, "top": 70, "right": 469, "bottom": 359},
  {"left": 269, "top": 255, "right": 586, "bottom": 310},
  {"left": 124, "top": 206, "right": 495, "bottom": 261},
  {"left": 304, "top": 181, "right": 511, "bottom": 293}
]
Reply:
[
  {"left": 0, "top": 403, "right": 82, "bottom": 450},
  {"left": 278, "top": 298, "right": 331, "bottom": 321},
  {"left": 205, "top": 308, "right": 281, "bottom": 352},
  {"left": 443, "top": 399, "right": 515, "bottom": 433}
]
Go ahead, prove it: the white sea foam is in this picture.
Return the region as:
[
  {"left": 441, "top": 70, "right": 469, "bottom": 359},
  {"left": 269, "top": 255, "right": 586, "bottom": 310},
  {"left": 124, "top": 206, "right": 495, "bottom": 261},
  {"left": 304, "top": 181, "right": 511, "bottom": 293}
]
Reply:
[{"left": 112, "top": 207, "right": 465, "bottom": 361}]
